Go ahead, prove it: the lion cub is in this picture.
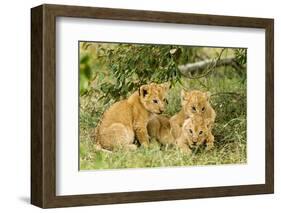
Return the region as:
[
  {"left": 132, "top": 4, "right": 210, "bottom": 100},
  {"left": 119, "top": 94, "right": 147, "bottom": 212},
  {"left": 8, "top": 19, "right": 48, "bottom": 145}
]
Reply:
[
  {"left": 148, "top": 115, "right": 213, "bottom": 154},
  {"left": 147, "top": 115, "right": 174, "bottom": 146},
  {"left": 170, "top": 90, "right": 216, "bottom": 144},
  {"left": 177, "top": 116, "right": 214, "bottom": 154},
  {"left": 95, "top": 83, "right": 169, "bottom": 151}
]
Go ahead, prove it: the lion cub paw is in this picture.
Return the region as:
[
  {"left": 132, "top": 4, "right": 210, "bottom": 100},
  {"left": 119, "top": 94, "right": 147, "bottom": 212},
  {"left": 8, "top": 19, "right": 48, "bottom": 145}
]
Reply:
[
  {"left": 126, "top": 144, "right": 138, "bottom": 151},
  {"left": 205, "top": 134, "right": 215, "bottom": 150},
  {"left": 205, "top": 142, "right": 214, "bottom": 151},
  {"left": 176, "top": 141, "right": 192, "bottom": 155},
  {"left": 182, "top": 146, "right": 192, "bottom": 155}
]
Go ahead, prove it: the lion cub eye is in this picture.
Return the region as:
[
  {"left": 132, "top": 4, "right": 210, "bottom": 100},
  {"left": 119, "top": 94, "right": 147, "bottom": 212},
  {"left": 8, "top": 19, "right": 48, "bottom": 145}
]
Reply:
[
  {"left": 199, "top": 130, "right": 203, "bottom": 135},
  {"left": 192, "top": 106, "right": 196, "bottom": 112},
  {"left": 201, "top": 107, "right": 205, "bottom": 112},
  {"left": 153, "top": 99, "right": 158, "bottom": 104},
  {"left": 189, "top": 129, "right": 193, "bottom": 134}
]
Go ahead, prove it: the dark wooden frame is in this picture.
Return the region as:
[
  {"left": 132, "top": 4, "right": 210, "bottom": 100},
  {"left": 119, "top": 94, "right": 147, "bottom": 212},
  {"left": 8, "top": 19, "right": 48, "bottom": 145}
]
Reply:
[{"left": 31, "top": 4, "right": 274, "bottom": 208}]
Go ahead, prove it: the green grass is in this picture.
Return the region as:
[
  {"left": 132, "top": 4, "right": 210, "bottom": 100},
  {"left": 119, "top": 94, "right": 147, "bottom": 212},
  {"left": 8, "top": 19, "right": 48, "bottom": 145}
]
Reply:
[
  {"left": 80, "top": 137, "right": 246, "bottom": 170},
  {"left": 79, "top": 68, "right": 247, "bottom": 170}
]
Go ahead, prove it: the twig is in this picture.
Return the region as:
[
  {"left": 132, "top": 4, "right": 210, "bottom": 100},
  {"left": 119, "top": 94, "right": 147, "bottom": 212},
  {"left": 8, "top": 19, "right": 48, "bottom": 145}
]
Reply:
[
  {"left": 211, "top": 92, "right": 246, "bottom": 99},
  {"left": 178, "top": 49, "right": 244, "bottom": 79}
]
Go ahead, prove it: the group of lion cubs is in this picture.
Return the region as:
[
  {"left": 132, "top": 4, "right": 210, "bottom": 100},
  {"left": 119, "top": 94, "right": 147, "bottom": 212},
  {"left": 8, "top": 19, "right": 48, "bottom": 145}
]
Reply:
[{"left": 94, "top": 82, "right": 216, "bottom": 154}]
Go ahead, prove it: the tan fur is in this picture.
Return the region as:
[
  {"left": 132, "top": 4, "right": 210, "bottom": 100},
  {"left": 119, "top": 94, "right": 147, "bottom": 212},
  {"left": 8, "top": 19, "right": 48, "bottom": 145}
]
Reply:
[
  {"left": 147, "top": 115, "right": 214, "bottom": 154},
  {"left": 177, "top": 115, "right": 214, "bottom": 153},
  {"left": 170, "top": 90, "right": 216, "bottom": 140},
  {"left": 95, "top": 83, "right": 169, "bottom": 151},
  {"left": 147, "top": 115, "right": 174, "bottom": 146}
]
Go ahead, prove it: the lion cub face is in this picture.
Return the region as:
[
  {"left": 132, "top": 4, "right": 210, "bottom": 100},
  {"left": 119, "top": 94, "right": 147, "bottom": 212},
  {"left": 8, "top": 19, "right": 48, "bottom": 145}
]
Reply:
[
  {"left": 182, "top": 116, "right": 210, "bottom": 148},
  {"left": 139, "top": 83, "right": 169, "bottom": 114},
  {"left": 181, "top": 90, "right": 210, "bottom": 117}
]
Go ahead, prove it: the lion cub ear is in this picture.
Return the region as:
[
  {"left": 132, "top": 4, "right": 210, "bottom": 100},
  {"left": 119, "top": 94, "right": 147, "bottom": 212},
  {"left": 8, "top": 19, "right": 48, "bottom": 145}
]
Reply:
[
  {"left": 205, "top": 91, "right": 211, "bottom": 101},
  {"left": 139, "top": 85, "right": 150, "bottom": 98},
  {"left": 160, "top": 82, "right": 171, "bottom": 91},
  {"left": 183, "top": 117, "right": 192, "bottom": 129}
]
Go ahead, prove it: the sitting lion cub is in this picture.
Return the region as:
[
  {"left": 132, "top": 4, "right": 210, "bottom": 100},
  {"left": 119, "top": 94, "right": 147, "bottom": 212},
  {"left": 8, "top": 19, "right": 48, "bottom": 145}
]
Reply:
[
  {"left": 170, "top": 90, "right": 216, "bottom": 147},
  {"left": 148, "top": 115, "right": 213, "bottom": 154},
  {"left": 95, "top": 83, "right": 169, "bottom": 151},
  {"left": 177, "top": 116, "right": 214, "bottom": 154}
]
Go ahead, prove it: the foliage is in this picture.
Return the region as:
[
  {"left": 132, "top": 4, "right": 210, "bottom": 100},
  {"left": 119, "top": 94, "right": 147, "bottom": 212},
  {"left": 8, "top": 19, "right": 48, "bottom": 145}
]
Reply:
[
  {"left": 80, "top": 43, "right": 201, "bottom": 102},
  {"left": 234, "top": 48, "right": 247, "bottom": 65},
  {"left": 97, "top": 44, "right": 182, "bottom": 101},
  {"left": 80, "top": 54, "right": 92, "bottom": 95}
]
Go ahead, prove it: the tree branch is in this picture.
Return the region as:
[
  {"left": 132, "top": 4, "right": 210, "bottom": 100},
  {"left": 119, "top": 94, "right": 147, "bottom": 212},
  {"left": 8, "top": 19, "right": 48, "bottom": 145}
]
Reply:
[{"left": 178, "top": 56, "right": 242, "bottom": 78}]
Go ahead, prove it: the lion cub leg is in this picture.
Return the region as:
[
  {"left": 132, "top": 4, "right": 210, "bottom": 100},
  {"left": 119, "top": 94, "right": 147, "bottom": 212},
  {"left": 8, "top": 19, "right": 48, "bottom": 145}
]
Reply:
[
  {"left": 171, "top": 123, "right": 182, "bottom": 140},
  {"left": 134, "top": 123, "right": 150, "bottom": 147},
  {"left": 205, "top": 132, "right": 214, "bottom": 150},
  {"left": 100, "top": 123, "right": 136, "bottom": 151},
  {"left": 176, "top": 136, "right": 192, "bottom": 155}
]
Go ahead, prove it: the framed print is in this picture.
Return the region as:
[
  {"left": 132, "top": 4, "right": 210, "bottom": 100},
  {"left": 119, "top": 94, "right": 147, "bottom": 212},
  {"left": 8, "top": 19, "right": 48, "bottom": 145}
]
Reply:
[{"left": 31, "top": 4, "right": 274, "bottom": 208}]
